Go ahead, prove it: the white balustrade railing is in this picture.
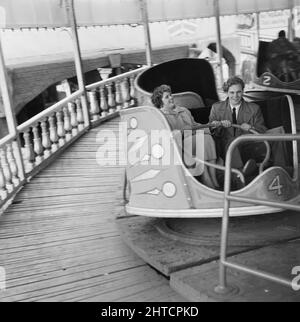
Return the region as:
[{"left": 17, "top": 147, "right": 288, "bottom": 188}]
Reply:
[
  {"left": 0, "top": 134, "right": 25, "bottom": 203},
  {"left": 86, "top": 66, "right": 148, "bottom": 121},
  {"left": 17, "top": 90, "right": 87, "bottom": 174},
  {"left": 0, "top": 66, "right": 147, "bottom": 208}
]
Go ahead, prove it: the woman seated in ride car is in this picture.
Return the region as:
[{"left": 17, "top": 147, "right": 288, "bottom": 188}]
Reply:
[{"left": 151, "top": 84, "right": 219, "bottom": 189}]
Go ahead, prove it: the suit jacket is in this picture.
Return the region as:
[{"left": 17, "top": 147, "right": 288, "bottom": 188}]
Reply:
[{"left": 209, "top": 98, "right": 267, "bottom": 141}]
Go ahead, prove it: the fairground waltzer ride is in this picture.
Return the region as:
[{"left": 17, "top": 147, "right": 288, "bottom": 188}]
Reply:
[
  {"left": 120, "top": 57, "right": 300, "bottom": 297},
  {"left": 1, "top": 0, "right": 300, "bottom": 300}
]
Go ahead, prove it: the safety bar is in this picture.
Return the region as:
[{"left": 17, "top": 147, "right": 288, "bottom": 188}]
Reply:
[
  {"left": 216, "top": 133, "right": 300, "bottom": 294},
  {"left": 232, "top": 124, "right": 271, "bottom": 174},
  {"left": 201, "top": 122, "right": 272, "bottom": 174},
  {"left": 177, "top": 125, "right": 246, "bottom": 186},
  {"left": 193, "top": 156, "right": 245, "bottom": 186}
]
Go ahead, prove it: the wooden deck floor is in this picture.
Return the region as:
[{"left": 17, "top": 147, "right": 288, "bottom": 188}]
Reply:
[{"left": 0, "top": 118, "right": 184, "bottom": 302}]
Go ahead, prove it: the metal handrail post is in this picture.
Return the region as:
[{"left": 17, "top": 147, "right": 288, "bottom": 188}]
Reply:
[
  {"left": 215, "top": 138, "right": 233, "bottom": 293},
  {"left": 216, "top": 133, "right": 300, "bottom": 294},
  {"left": 214, "top": 0, "right": 224, "bottom": 86},
  {"left": 285, "top": 95, "right": 298, "bottom": 182}
]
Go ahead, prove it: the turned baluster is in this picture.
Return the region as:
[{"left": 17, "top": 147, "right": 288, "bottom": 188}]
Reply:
[
  {"left": 49, "top": 115, "right": 59, "bottom": 152},
  {"left": 6, "top": 142, "right": 20, "bottom": 186},
  {"left": 129, "top": 75, "right": 136, "bottom": 106},
  {"left": 32, "top": 124, "right": 43, "bottom": 164},
  {"left": 77, "top": 98, "right": 85, "bottom": 131},
  {"left": 69, "top": 102, "right": 78, "bottom": 136},
  {"left": 63, "top": 107, "right": 72, "bottom": 141},
  {"left": 41, "top": 120, "right": 52, "bottom": 158},
  {"left": 23, "top": 130, "right": 35, "bottom": 172},
  {"left": 107, "top": 83, "right": 116, "bottom": 113},
  {"left": 87, "top": 91, "right": 100, "bottom": 122},
  {"left": 121, "top": 78, "right": 130, "bottom": 108},
  {"left": 115, "top": 80, "right": 123, "bottom": 111},
  {"left": 56, "top": 111, "right": 66, "bottom": 147},
  {"left": 0, "top": 163, "right": 7, "bottom": 200},
  {"left": 0, "top": 146, "right": 13, "bottom": 191},
  {"left": 99, "top": 86, "right": 108, "bottom": 117}
]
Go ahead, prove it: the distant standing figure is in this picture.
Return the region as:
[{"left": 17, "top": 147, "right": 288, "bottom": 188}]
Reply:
[{"left": 267, "top": 30, "right": 299, "bottom": 82}]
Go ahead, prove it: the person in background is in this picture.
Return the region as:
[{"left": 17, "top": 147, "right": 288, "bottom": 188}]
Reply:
[
  {"left": 267, "top": 30, "right": 299, "bottom": 82},
  {"left": 189, "top": 43, "right": 202, "bottom": 58}
]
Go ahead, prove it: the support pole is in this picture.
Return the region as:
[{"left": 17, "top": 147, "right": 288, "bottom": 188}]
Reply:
[
  {"left": 288, "top": 0, "right": 295, "bottom": 41},
  {"left": 0, "top": 36, "right": 25, "bottom": 179},
  {"left": 288, "top": 9, "right": 295, "bottom": 41},
  {"left": 255, "top": 13, "right": 260, "bottom": 53},
  {"left": 139, "top": 0, "right": 153, "bottom": 66},
  {"left": 0, "top": 41, "right": 17, "bottom": 137},
  {"left": 64, "top": 0, "right": 90, "bottom": 127},
  {"left": 214, "top": 0, "right": 224, "bottom": 87}
]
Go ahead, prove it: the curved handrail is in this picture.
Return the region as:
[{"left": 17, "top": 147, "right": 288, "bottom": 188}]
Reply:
[
  {"left": 0, "top": 133, "right": 16, "bottom": 147},
  {"left": 217, "top": 133, "right": 300, "bottom": 294},
  {"left": 1, "top": 67, "right": 145, "bottom": 210},
  {"left": 285, "top": 94, "right": 298, "bottom": 181},
  {"left": 231, "top": 124, "right": 271, "bottom": 174},
  {"left": 193, "top": 156, "right": 245, "bottom": 186},
  {"left": 17, "top": 89, "right": 84, "bottom": 132},
  {"left": 178, "top": 123, "right": 246, "bottom": 187},
  {"left": 196, "top": 122, "right": 271, "bottom": 174},
  {"left": 86, "top": 66, "right": 148, "bottom": 91}
]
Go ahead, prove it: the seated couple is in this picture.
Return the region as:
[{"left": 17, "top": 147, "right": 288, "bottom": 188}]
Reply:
[{"left": 151, "top": 78, "right": 290, "bottom": 189}]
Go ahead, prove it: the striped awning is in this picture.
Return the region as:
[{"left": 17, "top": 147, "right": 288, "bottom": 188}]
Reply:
[{"left": 0, "top": 0, "right": 298, "bottom": 29}]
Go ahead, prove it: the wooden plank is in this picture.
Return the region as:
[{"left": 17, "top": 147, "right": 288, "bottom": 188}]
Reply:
[{"left": 0, "top": 117, "right": 181, "bottom": 302}]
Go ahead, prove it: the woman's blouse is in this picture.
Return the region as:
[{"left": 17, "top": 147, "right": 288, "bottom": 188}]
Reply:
[{"left": 161, "top": 105, "right": 210, "bottom": 134}]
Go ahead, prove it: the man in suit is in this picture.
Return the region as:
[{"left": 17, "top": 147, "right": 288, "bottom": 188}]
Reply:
[{"left": 209, "top": 76, "right": 288, "bottom": 175}]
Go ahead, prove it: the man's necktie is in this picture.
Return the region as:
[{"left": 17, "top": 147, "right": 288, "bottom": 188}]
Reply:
[{"left": 232, "top": 107, "right": 237, "bottom": 136}]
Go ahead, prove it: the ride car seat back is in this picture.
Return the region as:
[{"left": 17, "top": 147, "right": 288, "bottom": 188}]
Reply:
[
  {"left": 173, "top": 91, "right": 205, "bottom": 109},
  {"left": 135, "top": 58, "right": 219, "bottom": 106}
]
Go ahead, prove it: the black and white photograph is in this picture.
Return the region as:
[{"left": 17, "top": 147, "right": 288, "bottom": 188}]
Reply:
[{"left": 0, "top": 0, "right": 300, "bottom": 305}]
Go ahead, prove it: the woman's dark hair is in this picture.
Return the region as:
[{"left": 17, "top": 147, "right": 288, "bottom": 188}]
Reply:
[
  {"left": 151, "top": 84, "right": 172, "bottom": 108},
  {"left": 222, "top": 76, "right": 245, "bottom": 92}
]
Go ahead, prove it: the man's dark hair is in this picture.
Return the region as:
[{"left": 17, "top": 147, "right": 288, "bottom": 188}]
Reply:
[
  {"left": 222, "top": 76, "right": 245, "bottom": 92},
  {"left": 278, "top": 30, "right": 286, "bottom": 38},
  {"left": 151, "top": 84, "right": 172, "bottom": 108}
]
